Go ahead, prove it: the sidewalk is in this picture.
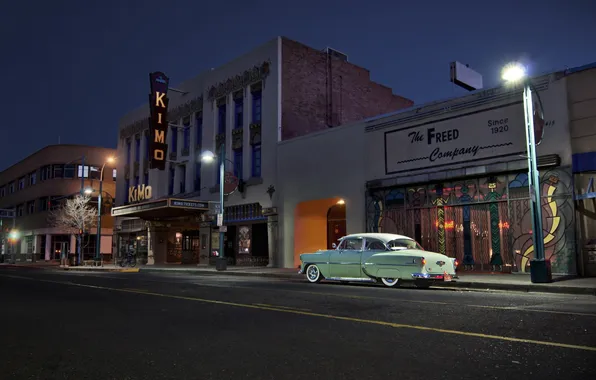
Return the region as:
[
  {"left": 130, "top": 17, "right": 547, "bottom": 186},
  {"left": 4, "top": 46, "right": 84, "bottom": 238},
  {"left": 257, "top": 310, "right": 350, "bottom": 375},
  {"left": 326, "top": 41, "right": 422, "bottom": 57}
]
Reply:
[{"left": 2, "top": 262, "right": 595, "bottom": 295}]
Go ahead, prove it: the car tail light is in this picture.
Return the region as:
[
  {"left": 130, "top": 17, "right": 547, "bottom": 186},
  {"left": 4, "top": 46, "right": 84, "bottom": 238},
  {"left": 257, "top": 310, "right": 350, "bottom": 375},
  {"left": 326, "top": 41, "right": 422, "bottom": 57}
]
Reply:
[
  {"left": 421, "top": 257, "right": 426, "bottom": 266},
  {"left": 454, "top": 259, "right": 459, "bottom": 268}
]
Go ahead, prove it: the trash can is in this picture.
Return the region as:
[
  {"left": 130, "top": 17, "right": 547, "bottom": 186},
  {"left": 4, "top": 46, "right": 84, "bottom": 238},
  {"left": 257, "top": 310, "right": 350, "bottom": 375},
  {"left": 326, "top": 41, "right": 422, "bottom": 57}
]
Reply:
[{"left": 530, "top": 258, "right": 552, "bottom": 283}]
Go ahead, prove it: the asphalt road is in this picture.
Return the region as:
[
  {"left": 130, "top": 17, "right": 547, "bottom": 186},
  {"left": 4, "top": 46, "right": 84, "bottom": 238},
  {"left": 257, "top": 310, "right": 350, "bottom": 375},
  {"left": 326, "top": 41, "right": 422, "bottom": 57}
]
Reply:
[{"left": 1, "top": 268, "right": 595, "bottom": 380}]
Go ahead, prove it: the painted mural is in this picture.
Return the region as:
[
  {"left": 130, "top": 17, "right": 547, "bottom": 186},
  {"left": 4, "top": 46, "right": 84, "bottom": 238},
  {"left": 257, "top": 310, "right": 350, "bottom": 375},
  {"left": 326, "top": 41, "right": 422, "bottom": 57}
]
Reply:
[{"left": 366, "top": 167, "right": 576, "bottom": 274}]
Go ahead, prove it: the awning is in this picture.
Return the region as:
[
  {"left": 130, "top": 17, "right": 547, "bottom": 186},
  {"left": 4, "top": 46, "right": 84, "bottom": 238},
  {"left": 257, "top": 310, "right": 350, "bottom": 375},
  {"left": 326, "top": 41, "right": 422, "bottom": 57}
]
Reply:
[{"left": 111, "top": 198, "right": 210, "bottom": 219}]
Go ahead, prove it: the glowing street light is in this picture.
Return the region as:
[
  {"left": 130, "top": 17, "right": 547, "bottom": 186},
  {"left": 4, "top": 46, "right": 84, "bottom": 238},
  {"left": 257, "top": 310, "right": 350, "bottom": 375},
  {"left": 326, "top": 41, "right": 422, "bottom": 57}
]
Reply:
[
  {"left": 501, "top": 62, "right": 550, "bottom": 283},
  {"left": 200, "top": 150, "right": 216, "bottom": 163},
  {"left": 84, "top": 188, "right": 93, "bottom": 195}
]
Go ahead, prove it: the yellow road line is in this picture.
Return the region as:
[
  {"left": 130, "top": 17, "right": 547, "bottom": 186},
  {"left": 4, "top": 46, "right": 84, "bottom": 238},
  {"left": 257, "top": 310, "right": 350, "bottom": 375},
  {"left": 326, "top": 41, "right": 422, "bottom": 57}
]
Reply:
[
  {"left": 3, "top": 274, "right": 596, "bottom": 353},
  {"left": 253, "top": 303, "right": 311, "bottom": 312}
]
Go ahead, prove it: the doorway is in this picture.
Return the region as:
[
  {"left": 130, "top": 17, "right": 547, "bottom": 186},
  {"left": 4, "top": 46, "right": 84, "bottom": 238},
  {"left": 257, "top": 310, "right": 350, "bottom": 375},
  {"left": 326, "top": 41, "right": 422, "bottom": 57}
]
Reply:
[{"left": 327, "top": 203, "right": 346, "bottom": 249}]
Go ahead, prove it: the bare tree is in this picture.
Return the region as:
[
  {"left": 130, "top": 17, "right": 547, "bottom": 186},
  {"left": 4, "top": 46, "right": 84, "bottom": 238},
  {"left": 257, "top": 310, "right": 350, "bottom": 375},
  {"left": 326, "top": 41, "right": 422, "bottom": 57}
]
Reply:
[{"left": 48, "top": 194, "right": 97, "bottom": 266}]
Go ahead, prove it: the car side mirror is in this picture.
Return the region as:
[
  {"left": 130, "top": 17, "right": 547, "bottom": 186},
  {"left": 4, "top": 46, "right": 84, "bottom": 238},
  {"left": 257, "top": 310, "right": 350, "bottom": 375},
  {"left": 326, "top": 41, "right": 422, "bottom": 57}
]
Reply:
[{"left": 332, "top": 243, "right": 337, "bottom": 249}]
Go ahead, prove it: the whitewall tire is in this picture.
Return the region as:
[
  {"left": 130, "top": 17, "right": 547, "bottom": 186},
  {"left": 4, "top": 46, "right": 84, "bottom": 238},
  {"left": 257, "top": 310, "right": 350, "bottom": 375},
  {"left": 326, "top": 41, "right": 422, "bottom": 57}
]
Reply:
[
  {"left": 380, "top": 278, "right": 399, "bottom": 287},
  {"left": 306, "top": 264, "right": 322, "bottom": 283}
]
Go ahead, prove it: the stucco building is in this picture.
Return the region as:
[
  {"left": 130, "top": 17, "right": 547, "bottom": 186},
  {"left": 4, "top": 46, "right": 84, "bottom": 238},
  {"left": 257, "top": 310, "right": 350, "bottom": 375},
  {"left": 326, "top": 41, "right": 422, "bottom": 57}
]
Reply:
[
  {"left": 111, "top": 37, "right": 413, "bottom": 266},
  {"left": 278, "top": 62, "right": 596, "bottom": 277},
  {"left": 0, "top": 145, "right": 116, "bottom": 262}
]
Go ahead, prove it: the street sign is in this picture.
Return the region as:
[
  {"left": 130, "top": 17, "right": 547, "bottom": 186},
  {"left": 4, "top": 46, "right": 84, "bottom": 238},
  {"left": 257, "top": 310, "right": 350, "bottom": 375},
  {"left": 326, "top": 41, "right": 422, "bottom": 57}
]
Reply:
[
  {"left": 217, "top": 213, "right": 223, "bottom": 227},
  {"left": 219, "top": 226, "right": 227, "bottom": 233}
]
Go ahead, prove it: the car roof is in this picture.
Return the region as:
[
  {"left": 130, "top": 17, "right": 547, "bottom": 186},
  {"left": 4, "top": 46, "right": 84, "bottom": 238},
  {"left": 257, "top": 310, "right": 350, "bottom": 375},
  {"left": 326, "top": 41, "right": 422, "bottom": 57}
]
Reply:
[{"left": 340, "top": 233, "right": 412, "bottom": 244}]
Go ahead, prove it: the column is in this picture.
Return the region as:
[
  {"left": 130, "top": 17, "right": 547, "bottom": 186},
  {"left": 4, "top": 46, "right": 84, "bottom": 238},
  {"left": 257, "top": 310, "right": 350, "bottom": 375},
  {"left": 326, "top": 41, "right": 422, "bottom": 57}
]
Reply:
[
  {"left": 70, "top": 235, "right": 76, "bottom": 254},
  {"left": 267, "top": 215, "right": 278, "bottom": 267},
  {"left": 45, "top": 234, "right": 52, "bottom": 261}
]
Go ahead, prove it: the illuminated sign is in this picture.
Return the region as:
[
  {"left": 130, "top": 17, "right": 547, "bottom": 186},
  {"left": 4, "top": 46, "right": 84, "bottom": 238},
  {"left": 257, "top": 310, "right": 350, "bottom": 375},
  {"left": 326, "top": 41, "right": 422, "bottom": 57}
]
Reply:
[
  {"left": 128, "top": 185, "right": 152, "bottom": 203},
  {"left": 169, "top": 199, "right": 209, "bottom": 209},
  {"left": 148, "top": 72, "right": 170, "bottom": 170}
]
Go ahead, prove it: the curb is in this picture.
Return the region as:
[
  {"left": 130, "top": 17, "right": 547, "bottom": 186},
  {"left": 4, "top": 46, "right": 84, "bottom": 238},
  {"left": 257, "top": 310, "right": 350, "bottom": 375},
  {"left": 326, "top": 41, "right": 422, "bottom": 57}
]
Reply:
[
  {"left": 433, "top": 281, "right": 596, "bottom": 296},
  {"left": 0, "top": 264, "right": 54, "bottom": 270},
  {"left": 139, "top": 267, "right": 300, "bottom": 280},
  {"left": 61, "top": 267, "right": 140, "bottom": 273}
]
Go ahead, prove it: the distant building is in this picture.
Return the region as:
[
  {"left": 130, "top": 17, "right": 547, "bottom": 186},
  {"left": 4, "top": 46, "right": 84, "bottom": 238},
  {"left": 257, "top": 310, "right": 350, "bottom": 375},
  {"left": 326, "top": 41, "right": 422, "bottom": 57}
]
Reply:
[
  {"left": 112, "top": 36, "right": 413, "bottom": 267},
  {"left": 0, "top": 145, "right": 116, "bottom": 262}
]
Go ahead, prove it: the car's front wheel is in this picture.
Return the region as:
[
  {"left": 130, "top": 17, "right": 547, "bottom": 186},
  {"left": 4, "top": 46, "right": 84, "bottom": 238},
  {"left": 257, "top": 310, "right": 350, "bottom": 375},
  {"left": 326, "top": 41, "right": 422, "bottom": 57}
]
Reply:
[
  {"left": 380, "top": 278, "right": 399, "bottom": 287},
  {"left": 306, "top": 264, "right": 323, "bottom": 283}
]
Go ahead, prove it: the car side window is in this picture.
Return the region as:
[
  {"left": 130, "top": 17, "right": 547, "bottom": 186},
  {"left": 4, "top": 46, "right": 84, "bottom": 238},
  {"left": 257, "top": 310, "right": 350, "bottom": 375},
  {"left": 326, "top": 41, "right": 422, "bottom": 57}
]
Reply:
[
  {"left": 365, "top": 239, "right": 386, "bottom": 251},
  {"left": 338, "top": 238, "right": 363, "bottom": 251}
]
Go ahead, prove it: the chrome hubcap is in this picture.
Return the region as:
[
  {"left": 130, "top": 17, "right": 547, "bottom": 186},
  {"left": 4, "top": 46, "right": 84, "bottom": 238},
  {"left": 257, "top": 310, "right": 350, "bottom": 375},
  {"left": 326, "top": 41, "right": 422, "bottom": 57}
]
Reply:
[{"left": 307, "top": 266, "right": 318, "bottom": 280}]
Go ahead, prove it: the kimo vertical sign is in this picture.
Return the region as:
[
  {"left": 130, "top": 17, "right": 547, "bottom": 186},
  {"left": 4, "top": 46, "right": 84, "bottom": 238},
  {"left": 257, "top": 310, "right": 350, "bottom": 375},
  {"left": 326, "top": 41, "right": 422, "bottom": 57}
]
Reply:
[{"left": 148, "top": 72, "right": 170, "bottom": 170}]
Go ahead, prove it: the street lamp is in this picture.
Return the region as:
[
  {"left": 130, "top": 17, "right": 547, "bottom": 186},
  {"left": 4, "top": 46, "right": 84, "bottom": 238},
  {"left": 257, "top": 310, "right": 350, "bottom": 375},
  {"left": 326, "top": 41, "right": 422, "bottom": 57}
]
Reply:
[
  {"left": 94, "top": 156, "right": 115, "bottom": 264},
  {"left": 502, "top": 62, "right": 550, "bottom": 283},
  {"left": 200, "top": 148, "right": 226, "bottom": 271}
]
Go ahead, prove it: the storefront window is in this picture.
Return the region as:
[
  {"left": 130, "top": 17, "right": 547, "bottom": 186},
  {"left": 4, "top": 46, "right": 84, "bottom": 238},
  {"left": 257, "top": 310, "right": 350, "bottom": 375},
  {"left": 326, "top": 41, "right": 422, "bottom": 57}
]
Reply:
[{"left": 238, "top": 226, "right": 251, "bottom": 254}]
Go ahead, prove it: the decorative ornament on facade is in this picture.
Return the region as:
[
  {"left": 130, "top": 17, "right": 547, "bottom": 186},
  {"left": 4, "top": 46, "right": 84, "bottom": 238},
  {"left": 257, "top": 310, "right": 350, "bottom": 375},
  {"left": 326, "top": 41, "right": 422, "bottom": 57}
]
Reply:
[
  {"left": 232, "top": 128, "right": 243, "bottom": 150},
  {"left": 207, "top": 60, "right": 271, "bottom": 102},
  {"left": 267, "top": 185, "right": 275, "bottom": 200},
  {"left": 250, "top": 122, "right": 261, "bottom": 145}
]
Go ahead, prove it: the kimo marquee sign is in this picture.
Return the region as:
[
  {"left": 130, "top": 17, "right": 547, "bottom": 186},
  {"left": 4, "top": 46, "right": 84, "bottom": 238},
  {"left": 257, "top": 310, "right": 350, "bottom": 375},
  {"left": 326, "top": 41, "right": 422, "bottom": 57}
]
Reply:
[
  {"left": 149, "top": 72, "right": 170, "bottom": 170},
  {"left": 384, "top": 102, "right": 526, "bottom": 174}
]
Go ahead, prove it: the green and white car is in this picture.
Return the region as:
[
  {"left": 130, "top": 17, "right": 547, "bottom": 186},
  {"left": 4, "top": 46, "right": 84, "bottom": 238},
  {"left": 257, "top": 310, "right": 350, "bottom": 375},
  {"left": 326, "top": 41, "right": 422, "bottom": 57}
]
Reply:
[{"left": 298, "top": 233, "right": 458, "bottom": 288}]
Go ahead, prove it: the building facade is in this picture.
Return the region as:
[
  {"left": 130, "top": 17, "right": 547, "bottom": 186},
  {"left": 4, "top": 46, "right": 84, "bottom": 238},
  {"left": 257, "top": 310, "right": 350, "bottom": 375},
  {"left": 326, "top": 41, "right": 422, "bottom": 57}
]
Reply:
[
  {"left": 0, "top": 145, "right": 117, "bottom": 262},
  {"left": 112, "top": 36, "right": 413, "bottom": 266},
  {"left": 277, "top": 63, "right": 596, "bottom": 276}
]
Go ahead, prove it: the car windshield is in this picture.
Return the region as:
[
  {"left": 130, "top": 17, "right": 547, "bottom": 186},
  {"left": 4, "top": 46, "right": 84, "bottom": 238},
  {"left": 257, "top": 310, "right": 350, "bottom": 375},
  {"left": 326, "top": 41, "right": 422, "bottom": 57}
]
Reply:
[{"left": 386, "top": 238, "right": 424, "bottom": 251}]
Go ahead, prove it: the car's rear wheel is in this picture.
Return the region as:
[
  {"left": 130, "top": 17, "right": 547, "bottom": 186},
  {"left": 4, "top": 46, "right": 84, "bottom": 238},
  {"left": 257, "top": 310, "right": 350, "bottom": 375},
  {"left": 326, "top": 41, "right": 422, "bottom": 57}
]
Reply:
[
  {"left": 306, "top": 264, "right": 323, "bottom": 283},
  {"left": 380, "top": 278, "right": 399, "bottom": 287}
]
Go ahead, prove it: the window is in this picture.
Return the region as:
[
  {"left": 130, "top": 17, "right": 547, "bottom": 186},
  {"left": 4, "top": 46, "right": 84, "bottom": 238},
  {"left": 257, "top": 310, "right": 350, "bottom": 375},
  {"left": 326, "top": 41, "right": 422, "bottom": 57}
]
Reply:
[
  {"left": 179, "top": 165, "right": 186, "bottom": 194},
  {"left": 171, "top": 126, "right": 178, "bottom": 154},
  {"left": 145, "top": 133, "right": 150, "bottom": 160},
  {"left": 338, "top": 237, "right": 363, "bottom": 251},
  {"left": 40, "top": 165, "right": 52, "bottom": 181},
  {"left": 387, "top": 239, "right": 424, "bottom": 251},
  {"left": 77, "top": 165, "right": 89, "bottom": 178},
  {"left": 89, "top": 166, "right": 100, "bottom": 180},
  {"left": 113, "top": 169, "right": 117, "bottom": 181},
  {"left": 251, "top": 143, "right": 261, "bottom": 178},
  {"left": 168, "top": 166, "right": 175, "bottom": 195},
  {"left": 124, "top": 180, "right": 130, "bottom": 203},
  {"left": 234, "top": 98, "right": 243, "bottom": 129},
  {"left": 183, "top": 123, "right": 190, "bottom": 152},
  {"left": 252, "top": 90, "right": 262, "bottom": 123},
  {"left": 64, "top": 164, "right": 75, "bottom": 179},
  {"left": 9, "top": 182, "right": 15, "bottom": 193},
  {"left": 39, "top": 197, "right": 49, "bottom": 211},
  {"left": 27, "top": 201, "right": 35, "bottom": 214},
  {"left": 25, "top": 236, "right": 33, "bottom": 254},
  {"left": 234, "top": 149, "right": 243, "bottom": 180},
  {"left": 237, "top": 226, "right": 251, "bottom": 254},
  {"left": 194, "top": 163, "right": 201, "bottom": 191},
  {"left": 16, "top": 204, "right": 24, "bottom": 217},
  {"left": 53, "top": 164, "right": 64, "bottom": 178},
  {"left": 196, "top": 115, "right": 203, "bottom": 147},
  {"left": 365, "top": 239, "right": 387, "bottom": 251},
  {"left": 29, "top": 171, "right": 37, "bottom": 186},
  {"left": 18, "top": 177, "right": 25, "bottom": 190},
  {"left": 0, "top": 187, "right": 5, "bottom": 198},
  {"left": 218, "top": 103, "right": 226, "bottom": 135},
  {"left": 126, "top": 139, "right": 131, "bottom": 164},
  {"left": 135, "top": 136, "right": 141, "bottom": 162}
]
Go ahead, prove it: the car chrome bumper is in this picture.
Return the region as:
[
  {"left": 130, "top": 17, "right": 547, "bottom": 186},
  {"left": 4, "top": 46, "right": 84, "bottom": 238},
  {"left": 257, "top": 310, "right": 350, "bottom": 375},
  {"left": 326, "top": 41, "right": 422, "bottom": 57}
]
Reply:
[{"left": 411, "top": 273, "right": 458, "bottom": 279}]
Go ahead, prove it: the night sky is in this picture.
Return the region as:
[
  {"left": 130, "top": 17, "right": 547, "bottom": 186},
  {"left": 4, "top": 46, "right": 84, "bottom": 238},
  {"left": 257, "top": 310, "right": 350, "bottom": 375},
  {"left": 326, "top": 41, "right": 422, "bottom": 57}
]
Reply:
[{"left": 1, "top": 0, "right": 595, "bottom": 171}]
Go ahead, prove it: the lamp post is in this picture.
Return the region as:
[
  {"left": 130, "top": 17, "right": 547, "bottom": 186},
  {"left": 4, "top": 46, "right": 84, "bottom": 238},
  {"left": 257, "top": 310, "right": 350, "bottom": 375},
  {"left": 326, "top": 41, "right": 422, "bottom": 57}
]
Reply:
[
  {"left": 91, "top": 157, "right": 114, "bottom": 265},
  {"left": 200, "top": 146, "right": 227, "bottom": 271},
  {"left": 502, "top": 62, "right": 551, "bottom": 283}
]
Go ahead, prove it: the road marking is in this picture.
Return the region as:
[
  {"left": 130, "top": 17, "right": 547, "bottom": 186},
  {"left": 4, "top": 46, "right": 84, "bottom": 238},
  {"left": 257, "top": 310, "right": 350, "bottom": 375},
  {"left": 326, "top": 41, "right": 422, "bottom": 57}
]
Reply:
[
  {"left": 253, "top": 303, "right": 311, "bottom": 312},
  {"left": 3, "top": 274, "right": 596, "bottom": 353}
]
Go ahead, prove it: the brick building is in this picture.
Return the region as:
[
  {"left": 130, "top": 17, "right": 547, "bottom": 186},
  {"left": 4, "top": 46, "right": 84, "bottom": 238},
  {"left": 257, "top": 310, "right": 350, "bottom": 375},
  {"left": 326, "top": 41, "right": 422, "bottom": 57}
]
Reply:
[
  {"left": 112, "top": 36, "right": 412, "bottom": 267},
  {"left": 0, "top": 145, "right": 116, "bottom": 262}
]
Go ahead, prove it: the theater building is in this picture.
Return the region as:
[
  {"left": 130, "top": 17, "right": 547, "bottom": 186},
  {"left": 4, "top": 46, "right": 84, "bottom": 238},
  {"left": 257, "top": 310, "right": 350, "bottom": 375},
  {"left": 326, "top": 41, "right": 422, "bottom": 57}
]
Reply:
[
  {"left": 111, "top": 36, "right": 413, "bottom": 266},
  {"left": 277, "top": 63, "right": 596, "bottom": 276}
]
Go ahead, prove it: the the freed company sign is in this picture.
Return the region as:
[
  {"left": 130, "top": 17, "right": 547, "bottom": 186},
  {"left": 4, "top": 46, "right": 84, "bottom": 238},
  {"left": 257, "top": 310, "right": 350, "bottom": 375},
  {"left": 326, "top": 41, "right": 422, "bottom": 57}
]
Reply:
[
  {"left": 384, "top": 102, "right": 526, "bottom": 174},
  {"left": 149, "top": 72, "right": 170, "bottom": 170}
]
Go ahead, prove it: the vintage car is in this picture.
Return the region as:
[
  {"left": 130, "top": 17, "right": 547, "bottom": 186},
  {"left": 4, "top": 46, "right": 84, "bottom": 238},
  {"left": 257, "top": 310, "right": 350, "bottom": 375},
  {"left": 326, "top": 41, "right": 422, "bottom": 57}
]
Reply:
[{"left": 298, "top": 233, "right": 458, "bottom": 288}]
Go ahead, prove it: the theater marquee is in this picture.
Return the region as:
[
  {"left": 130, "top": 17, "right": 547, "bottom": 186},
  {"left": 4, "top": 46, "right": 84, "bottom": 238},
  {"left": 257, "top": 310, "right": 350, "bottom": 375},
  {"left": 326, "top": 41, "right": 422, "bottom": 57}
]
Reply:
[{"left": 149, "top": 72, "right": 170, "bottom": 170}]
